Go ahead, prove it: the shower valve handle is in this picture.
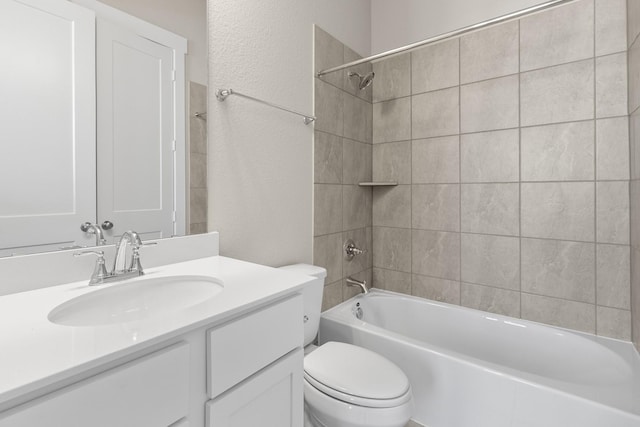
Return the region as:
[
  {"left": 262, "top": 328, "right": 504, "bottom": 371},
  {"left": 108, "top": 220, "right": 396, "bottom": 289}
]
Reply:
[{"left": 344, "top": 239, "right": 367, "bottom": 260}]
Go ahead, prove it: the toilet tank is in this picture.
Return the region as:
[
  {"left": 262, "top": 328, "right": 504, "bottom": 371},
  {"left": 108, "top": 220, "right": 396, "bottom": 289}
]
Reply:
[{"left": 278, "top": 264, "right": 326, "bottom": 347}]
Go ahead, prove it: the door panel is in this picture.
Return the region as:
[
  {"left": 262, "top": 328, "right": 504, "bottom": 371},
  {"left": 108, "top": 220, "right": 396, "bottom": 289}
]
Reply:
[
  {"left": 96, "top": 19, "right": 175, "bottom": 243},
  {"left": 0, "top": 0, "right": 96, "bottom": 254}
]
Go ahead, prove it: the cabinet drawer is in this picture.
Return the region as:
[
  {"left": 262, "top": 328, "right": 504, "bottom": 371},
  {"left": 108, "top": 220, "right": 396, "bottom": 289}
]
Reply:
[
  {"left": 0, "top": 343, "right": 189, "bottom": 427},
  {"left": 206, "top": 348, "right": 303, "bottom": 427},
  {"left": 207, "top": 295, "right": 303, "bottom": 398}
]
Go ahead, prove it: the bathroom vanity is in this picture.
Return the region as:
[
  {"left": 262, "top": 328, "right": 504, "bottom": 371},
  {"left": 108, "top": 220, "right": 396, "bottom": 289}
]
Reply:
[{"left": 0, "top": 234, "right": 309, "bottom": 427}]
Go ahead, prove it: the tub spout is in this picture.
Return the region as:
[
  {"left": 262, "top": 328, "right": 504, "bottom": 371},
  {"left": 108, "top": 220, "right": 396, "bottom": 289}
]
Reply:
[{"left": 346, "top": 277, "right": 369, "bottom": 294}]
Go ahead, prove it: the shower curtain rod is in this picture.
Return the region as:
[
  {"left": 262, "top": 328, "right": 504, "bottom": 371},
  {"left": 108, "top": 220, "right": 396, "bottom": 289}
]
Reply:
[{"left": 316, "top": 0, "right": 577, "bottom": 77}]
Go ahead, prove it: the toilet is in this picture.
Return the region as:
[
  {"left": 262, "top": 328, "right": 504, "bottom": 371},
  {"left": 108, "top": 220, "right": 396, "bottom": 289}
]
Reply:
[{"left": 279, "top": 264, "right": 413, "bottom": 427}]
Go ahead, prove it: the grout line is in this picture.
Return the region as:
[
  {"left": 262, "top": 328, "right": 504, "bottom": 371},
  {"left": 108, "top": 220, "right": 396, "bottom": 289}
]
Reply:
[
  {"left": 458, "top": 37, "right": 463, "bottom": 306},
  {"left": 518, "top": 17, "right": 523, "bottom": 318},
  {"left": 593, "top": 0, "right": 599, "bottom": 333}
]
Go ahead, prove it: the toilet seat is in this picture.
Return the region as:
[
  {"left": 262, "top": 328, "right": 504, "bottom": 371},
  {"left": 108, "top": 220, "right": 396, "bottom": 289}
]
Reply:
[{"left": 304, "top": 342, "right": 411, "bottom": 409}]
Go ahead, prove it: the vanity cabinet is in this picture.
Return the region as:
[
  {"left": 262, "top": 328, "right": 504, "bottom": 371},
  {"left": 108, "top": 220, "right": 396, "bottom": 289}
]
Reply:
[
  {"left": 0, "top": 343, "right": 190, "bottom": 427},
  {"left": 0, "top": 294, "right": 304, "bottom": 427},
  {"left": 206, "top": 349, "right": 303, "bottom": 427},
  {"left": 206, "top": 295, "right": 304, "bottom": 427}
]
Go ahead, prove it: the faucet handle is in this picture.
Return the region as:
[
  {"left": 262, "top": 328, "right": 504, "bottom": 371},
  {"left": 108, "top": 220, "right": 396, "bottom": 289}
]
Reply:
[
  {"left": 128, "top": 242, "right": 157, "bottom": 273},
  {"left": 74, "top": 250, "right": 109, "bottom": 286},
  {"left": 74, "top": 250, "right": 105, "bottom": 259}
]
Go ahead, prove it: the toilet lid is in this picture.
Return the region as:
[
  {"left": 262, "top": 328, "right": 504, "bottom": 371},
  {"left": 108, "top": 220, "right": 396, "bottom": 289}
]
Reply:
[{"left": 304, "top": 342, "right": 410, "bottom": 404}]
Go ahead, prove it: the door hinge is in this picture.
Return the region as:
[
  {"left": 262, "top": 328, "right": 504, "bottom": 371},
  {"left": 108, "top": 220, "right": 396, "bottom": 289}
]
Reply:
[
  {"left": 171, "top": 69, "right": 176, "bottom": 81},
  {"left": 172, "top": 139, "right": 177, "bottom": 152},
  {"left": 172, "top": 211, "right": 177, "bottom": 222}
]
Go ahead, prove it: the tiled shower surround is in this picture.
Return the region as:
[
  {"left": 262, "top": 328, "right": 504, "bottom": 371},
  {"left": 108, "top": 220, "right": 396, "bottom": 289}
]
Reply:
[
  {"left": 315, "top": 0, "right": 633, "bottom": 340},
  {"left": 314, "top": 26, "right": 374, "bottom": 310},
  {"left": 189, "top": 82, "right": 208, "bottom": 234}
]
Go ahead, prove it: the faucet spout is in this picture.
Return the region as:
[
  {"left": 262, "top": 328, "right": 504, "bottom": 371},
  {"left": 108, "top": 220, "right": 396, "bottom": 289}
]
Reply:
[
  {"left": 112, "top": 230, "right": 142, "bottom": 274},
  {"left": 346, "top": 277, "right": 369, "bottom": 294}
]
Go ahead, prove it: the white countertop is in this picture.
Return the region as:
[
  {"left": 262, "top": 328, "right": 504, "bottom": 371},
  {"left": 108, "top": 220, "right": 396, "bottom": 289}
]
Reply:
[{"left": 0, "top": 255, "right": 311, "bottom": 409}]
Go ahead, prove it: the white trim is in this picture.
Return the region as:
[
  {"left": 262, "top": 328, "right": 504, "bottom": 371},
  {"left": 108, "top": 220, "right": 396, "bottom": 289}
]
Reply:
[{"left": 69, "top": 0, "right": 187, "bottom": 53}]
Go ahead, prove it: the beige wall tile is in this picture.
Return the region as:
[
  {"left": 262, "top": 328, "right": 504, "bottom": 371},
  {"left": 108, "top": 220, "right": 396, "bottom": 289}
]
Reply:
[
  {"left": 461, "top": 283, "right": 520, "bottom": 317},
  {"left": 343, "top": 185, "right": 372, "bottom": 231},
  {"left": 315, "top": 79, "right": 344, "bottom": 136},
  {"left": 596, "top": 306, "right": 631, "bottom": 339},
  {"left": 521, "top": 182, "right": 595, "bottom": 241},
  {"left": 520, "top": 0, "right": 594, "bottom": 71},
  {"left": 344, "top": 93, "right": 372, "bottom": 143},
  {"left": 373, "top": 185, "right": 412, "bottom": 228},
  {"left": 461, "top": 233, "right": 520, "bottom": 290},
  {"left": 521, "top": 293, "right": 596, "bottom": 333},
  {"left": 628, "top": 0, "right": 640, "bottom": 48},
  {"left": 521, "top": 238, "right": 596, "bottom": 303},
  {"left": 372, "top": 141, "right": 412, "bottom": 184},
  {"left": 373, "top": 53, "right": 411, "bottom": 102},
  {"left": 314, "top": 26, "right": 344, "bottom": 89},
  {"left": 412, "top": 87, "right": 460, "bottom": 138},
  {"left": 597, "top": 244, "right": 631, "bottom": 309},
  {"left": 373, "top": 268, "right": 411, "bottom": 294},
  {"left": 595, "top": 0, "right": 627, "bottom": 56},
  {"left": 412, "top": 274, "right": 461, "bottom": 304},
  {"left": 373, "top": 98, "right": 411, "bottom": 143},
  {"left": 521, "top": 60, "right": 595, "bottom": 126},
  {"left": 460, "top": 129, "right": 519, "bottom": 183},
  {"left": 412, "top": 184, "right": 460, "bottom": 232},
  {"left": 412, "top": 136, "right": 460, "bottom": 184},
  {"left": 460, "top": 75, "right": 519, "bottom": 133},
  {"left": 313, "top": 233, "right": 343, "bottom": 284},
  {"left": 190, "top": 188, "right": 207, "bottom": 224},
  {"left": 343, "top": 139, "right": 371, "bottom": 185},
  {"left": 412, "top": 230, "right": 460, "bottom": 280},
  {"left": 461, "top": 184, "right": 519, "bottom": 236},
  {"left": 629, "top": 38, "right": 640, "bottom": 113},
  {"left": 521, "top": 121, "right": 595, "bottom": 181},
  {"left": 596, "top": 53, "right": 628, "bottom": 118},
  {"left": 314, "top": 184, "right": 342, "bottom": 236},
  {"left": 596, "top": 117, "right": 630, "bottom": 180},
  {"left": 597, "top": 181, "right": 630, "bottom": 244},
  {"left": 190, "top": 152, "right": 207, "bottom": 188},
  {"left": 460, "top": 20, "right": 519, "bottom": 84},
  {"left": 322, "top": 281, "right": 343, "bottom": 312},
  {"left": 412, "top": 39, "right": 460, "bottom": 93},
  {"left": 314, "top": 131, "right": 342, "bottom": 184},
  {"left": 373, "top": 227, "right": 412, "bottom": 272},
  {"left": 190, "top": 223, "right": 207, "bottom": 235}
]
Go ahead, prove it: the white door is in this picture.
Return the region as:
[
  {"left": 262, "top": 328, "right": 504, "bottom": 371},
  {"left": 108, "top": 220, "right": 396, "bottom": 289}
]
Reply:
[
  {"left": 0, "top": 0, "right": 96, "bottom": 256},
  {"left": 96, "top": 19, "right": 175, "bottom": 243}
]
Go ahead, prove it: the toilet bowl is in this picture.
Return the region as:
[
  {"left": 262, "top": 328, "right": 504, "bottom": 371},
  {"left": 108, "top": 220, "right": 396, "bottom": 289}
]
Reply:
[{"left": 278, "top": 264, "right": 413, "bottom": 427}]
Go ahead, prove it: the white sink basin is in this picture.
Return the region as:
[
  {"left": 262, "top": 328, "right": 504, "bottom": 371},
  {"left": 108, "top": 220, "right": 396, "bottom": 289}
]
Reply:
[{"left": 48, "top": 275, "right": 224, "bottom": 327}]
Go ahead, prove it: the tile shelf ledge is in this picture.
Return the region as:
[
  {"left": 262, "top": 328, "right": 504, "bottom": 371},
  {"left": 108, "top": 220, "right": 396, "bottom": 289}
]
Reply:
[{"left": 358, "top": 182, "right": 399, "bottom": 187}]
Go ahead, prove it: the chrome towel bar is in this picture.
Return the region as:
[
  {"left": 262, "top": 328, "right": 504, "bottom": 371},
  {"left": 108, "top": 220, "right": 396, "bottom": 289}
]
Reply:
[{"left": 216, "top": 88, "right": 316, "bottom": 125}]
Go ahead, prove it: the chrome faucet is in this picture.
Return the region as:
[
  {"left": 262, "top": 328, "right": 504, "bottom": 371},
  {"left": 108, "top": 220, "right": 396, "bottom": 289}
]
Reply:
[
  {"left": 80, "top": 222, "right": 106, "bottom": 246},
  {"left": 113, "top": 230, "right": 143, "bottom": 274},
  {"left": 346, "top": 277, "right": 369, "bottom": 294},
  {"left": 74, "top": 230, "right": 156, "bottom": 286}
]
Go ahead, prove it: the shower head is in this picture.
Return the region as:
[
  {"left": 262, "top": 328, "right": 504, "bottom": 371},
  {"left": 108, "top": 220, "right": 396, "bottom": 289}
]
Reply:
[{"left": 348, "top": 71, "right": 375, "bottom": 90}]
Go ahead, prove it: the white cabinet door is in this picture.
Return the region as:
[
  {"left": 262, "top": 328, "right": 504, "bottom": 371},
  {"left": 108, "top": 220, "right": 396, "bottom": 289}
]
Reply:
[
  {"left": 0, "top": 343, "right": 190, "bottom": 427},
  {"left": 96, "top": 18, "right": 175, "bottom": 243},
  {"left": 0, "top": 0, "right": 96, "bottom": 255},
  {"left": 207, "top": 349, "right": 304, "bottom": 427}
]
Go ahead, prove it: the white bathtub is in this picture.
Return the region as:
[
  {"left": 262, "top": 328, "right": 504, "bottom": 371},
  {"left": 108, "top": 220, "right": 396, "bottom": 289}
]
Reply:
[{"left": 319, "top": 290, "right": 640, "bottom": 427}]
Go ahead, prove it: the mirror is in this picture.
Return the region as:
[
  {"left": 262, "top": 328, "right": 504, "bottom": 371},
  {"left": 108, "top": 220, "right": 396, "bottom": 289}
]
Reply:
[{"left": 0, "top": 0, "right": 208, "bottom": 257}]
